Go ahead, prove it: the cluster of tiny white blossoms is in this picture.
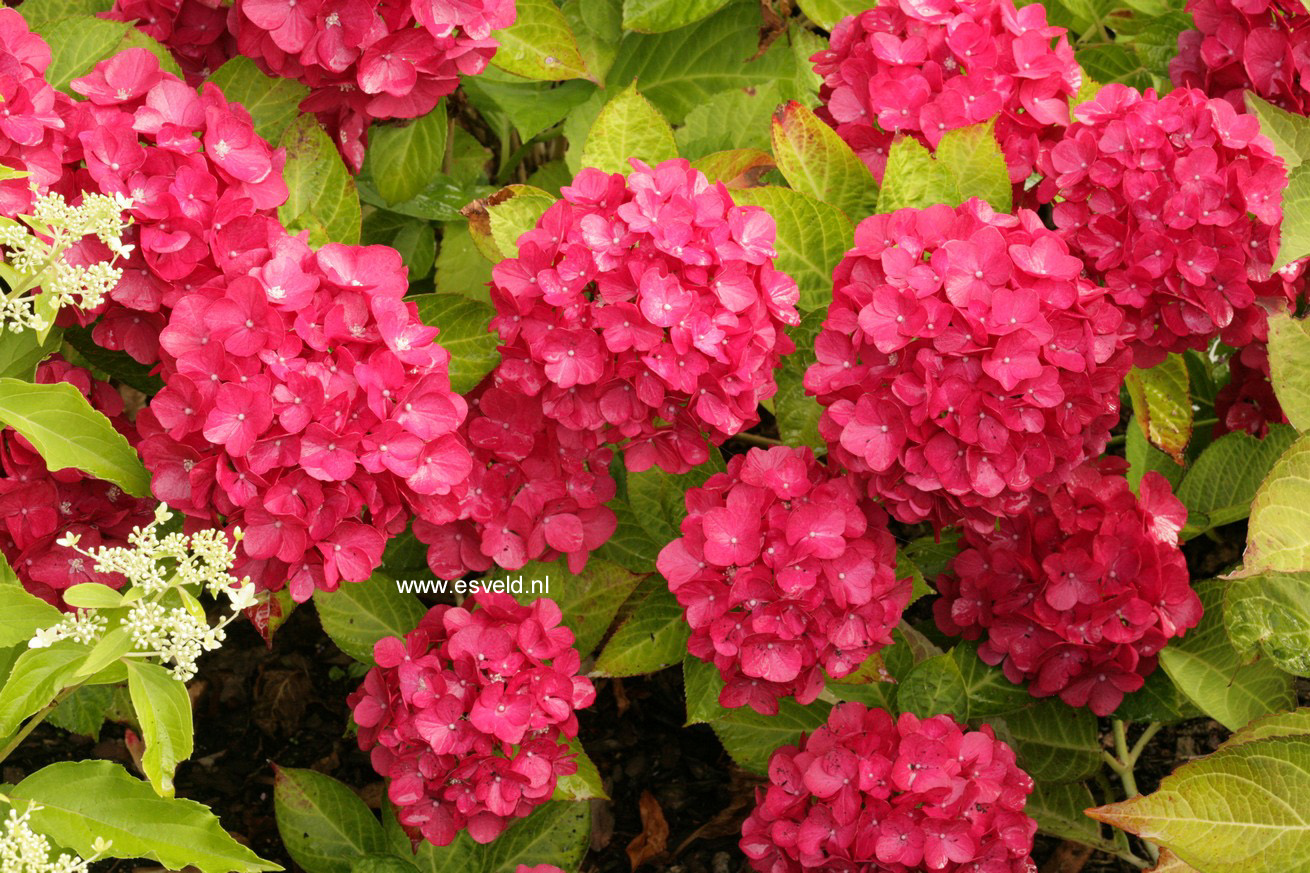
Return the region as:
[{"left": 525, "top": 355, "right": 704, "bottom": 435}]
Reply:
[
  {"left": 31, "top": 504, "right": 257, "bottom": 682},
  {"left": 0, "top": 804, "right": 108, "bottom": 873},
  {"left": 0, "top": 189, "right": 134, "bottom": 332}
]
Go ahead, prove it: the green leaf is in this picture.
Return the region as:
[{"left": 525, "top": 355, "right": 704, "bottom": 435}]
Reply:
[
  {"left": 934, "top": 121, "right": 1013, "bottom": 213},
  {"left": 0, "top": 378, "right": 149, "bottom": 496},
  {"left": 683, "top": 654, "right": 726, "bottom": 725},
  {"left": 562, "top": 0, "right": 621, "bottom": 85},
  {"left": 40, "top": 16, "right": 129, "bottom": 92},
  {"left": 209, "top": 57, "right": 311, "bottom": 145},
  {"left": 0, "top": 557, "right": 63, "bottom": 649},
  {"left": 1225, "top": 572, "right": 1310, "bottom": 675},
  {"left": 14, "top": 0, "right": 114, "bottom": 29},
  {"left": 771, "top": 100, "right": 878, "bottom": 220},
  {"left": 773, "top": 310, "right": 826, "bottom": 451},
  {"left": 364, "top": 105, "right": 449, "bottom": 206},
  {"left": 314, "top": 571, "right": 426, "bottom": 665},
  {"left": 463, "top": 77, "right": 597, "bottom": 143},
  {"left": 60, "top": 584, "right": 121, "bottom": 611},
  {"left": 796, "top": 0, "right": 866, "bottom": 28},
  {"left": 1243, "top": 434, "right": 1310, "bottom": 574},
  {"left": 553, "top": 736, "right": 608, "bottom": 801},
  {"left": 388, "top": 800, "right": 589, "bottom": 873},
  {"left": 12, "top": 760, "right": 280, "bottom": 873},
  {"left": 62, "top": 325, "right": 163, "bottom": 394},
  {"left": 711, "top": 698, "right": 832, "bottom": 774},
  {"left": 491, "top": 0, "right": 593, "bottom": 81},
  {"left": 605, "top": 1, "right": 802, "bottom": 124},
  {"left": 902, "top": 531, "right": 959, "bottom": 581},
  {"left": 1158, "top": 578, "right": 1295, "bottom": 730},
  {"left": 1114, "top": 666, "right": 1203, "bottom": 723},
  {"left": 676, "top": 84, "right": 782, "bottom": 159},
  {"left": 125, "top": 659, "right": 193, "bottom": 797},
  {"left": 594, "top": 493, "right": 663, "bottom": 572},
  {"left": 1218, "top": 706, "right": 1310, "bottom": 749},
  {"left": 436, "top": 222, "right": 494, "bottom": 301},
  {"left": 689, "top": 148, "right": 775, "bottom": 185},
  {"left": 73, "top": 625, "right": 132, "bottom": 678},
  {"left": 731, "top": 186, "right": 852, "bottom": 312},
  {"left": 896, "top": 652, "right": 968, "bottom": 719},
  {"left": 486, "top": 184, "right": 557, "bottom": 259},
  {"left": 1126, "top": 417, "right": 1185, "bottom": 493},
  {"left": 1126, "top": 356, "right": 1192, "bottom": 463},
  {"left": 995, "top": 699, "right": 1102, "bottom": 783},
  {"left": 579, "top": 82, "right": 678, "bottom": 175},
  {"left": 1248, "top": 92, "right": 1310, "bottom": 171},
  {"left": 275, "top": 766, "right": 386, "bottom": 873},
  {"left": 622, "top": 0, "right": 730, "bottom": 31},
  {"left": 361, "top": 211, "right": 436, "bottom": 281},
  {"left": 626, "top": 454, "right": 724, "bottom": 546},
  {"left": 1177, "top": 425, "right": 1297, "bottom": 537},
  {"left": 0, "top": 643, "right": 89, "bottom": 737},
  {"left": 278, "top": 113, "right": 362, "bottom": 247},
  {"left": 0, "top": 329, "right": 60, "bottom": 380},
  {"left": 352, "top": 855, "right": 419, "bottom": 873},
  {"left": 1268, "top": 312, "right": 1310, "bottom": 431},
  {"left": 410, "top": 293, "right": 499, "bottom": 394},
  {"left": 1277, "top": 162, "right": 1310, "bottom": 270},
  {"left": 592, "top": 582, "right": 690, "bottom": 677},
  {"left": 1089, "top": 735, "right": 1310, "bottom": 873},
  {"left": 46, "top": 683, "right": 112, "bottom": 739},
  {"left": 877, "top": 136, "right": 957, "bottom": 213},
  {"left": 1075, "top": 43, "right": 1151, "bottom": 89},
  {"left": 513, "top": 558, "right": 643, "bottom": 657},
  {"left": 949, "top": 640, "right": 1032, "bottom": 717},
  {"left": 1028, "top": 782, "right": 1130, "bottom": 856}
]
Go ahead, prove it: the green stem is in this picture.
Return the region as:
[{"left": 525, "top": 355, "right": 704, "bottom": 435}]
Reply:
[
  {"left": 731, "top": 432, "right": 784, "bottom": 448},
  {"left": 0, "top": 683, "right": 82, "bottom": 766},
  {"left": 1106, "top": 719, "right": 1162, "bottom": 864}
]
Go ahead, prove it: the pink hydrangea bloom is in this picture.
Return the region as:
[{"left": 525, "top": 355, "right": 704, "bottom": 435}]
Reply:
[
  {"left": 657, "top": 447, "right": 910, "bottom": 715},
  {"left": 347, "top": 594, "right": 595, "bottom": 847},
  {"left": 934, "top": 458, "right": 1201, "bottom": 716},
  {"left": 811, "top": 0, "right": 1081, "bottom": 183},
  {"left": 804, "top": 198, "right": 1130, "bottom": 533},
  {"left": 1215, "top": 343, "right": 1287, "bottom": 437},
  {"left": 0, "top": 358, "right": 155, "bottom": 609},
  {"left": 1035, "top": 84, "right": 1302, "bottom": 366},
  {"left": 741, "top": 703, "right": 1037, "bottom": 873},
  {"left": 1171, "top": 0, "right": 1310, "bottom": 115},
  {"left": 412, "top": 377, "right": 617, "bottom": 578},
  {"left": 102, "top": 0, "right": 517, "bottom": 168},
  {"left": 490, "top": 158, "right": 800, "bottom": 474}
]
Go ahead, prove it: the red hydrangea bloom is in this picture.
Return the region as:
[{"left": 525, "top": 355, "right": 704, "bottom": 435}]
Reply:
[
  {"left": 347, "top": 594, "right": 595, "bottom": 847},
  {"left": 1035, "top": 84, "right": 1301, "bottom": 366},
  {"left": 0, "top": 357, "right": 155, "bottom": 609},
  {"left": 1215, "top": 342, "right": 1287, "bottom": 437},
  {"left": 934, "top": 458, "right": 1201, "bottom": 716},
  {"left": 412, "top": 377, "right": 617, "bottom": 578},
  {"left": 657, "top": 447, "right": 910, "bottom": 715},
  {"left": 136, "top": 230, "right": 473, "bottom": 601},
  {"left": 1171, "top": 0, "right": 1310, "bottom": 115},
  {"left": 804, "top": 198, "right": 1130, "bottom": 532},
  {"left": 490, "top": 158, "right": 800, "bottom": 474},
  {"left": 811, "top": 0, "right": 1080, "bottom": 184},
  {"left": 741, "top": 703, "right": 1037, "bottom": 873},
  {"left": 103, "top": 0, "right": 517, "bottom": 169}
]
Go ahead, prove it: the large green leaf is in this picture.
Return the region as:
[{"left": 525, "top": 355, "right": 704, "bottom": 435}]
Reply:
[
  {"left": 995, "top": 699, "right": 1101, "bottom": 783},
  {"left": 878, "top": 136, "right": 956, "bottom": 212},
  {"left": 513, "top": 558, "right": 644, "bottom": 657},
  {"left": 593, "top": 492, "right": 663, "bottom": 572},
  {"left": 275, "top": 767, "right": 387, "bottom": 873},
  {"left": 209, "top": 57, "right": 310, "bottom": 145},
  {"left": 897, "top": 641, "right": 1030, "bottom": 721},
  {"left": 683, "top": 654, "right": 726, "bottom": 725},
  {"left": 0, "top": 642, "right": 89, "bottom": 737},
  {"left": 314, "top": 572, "right": 426, "bottom": 665},
  {"left": 731, "top": 186, "right": 852, "bottom": 312},
  {"left": 435, "top": 222, "right": 494, "bottom": 301},
  {"left": 384, "top": 800, "right": 589, "bottom": 873},
  {"left": 562, "top": 0, "right": 621, "bottom": 85},
  {"left": 1247, "top": 93, "right": 1310, "bottom": 171},
  {"left": 40, "top": 16, "right": 128, "bottom": 92},
  {"left": 1159, "top": 578, "right": 1295, "bottom": 730},
  {"left": 553, "top": 736, "right": 607, "bottom": 801},
  {"left": 1177, "top": 424, "right": 1298, "bottom": 537},
  {"left": 491, "top": 0, "right": 593, "bottom": 81},
  {"left": 771, "top": 100, "right": 878, "bottom": 220},
  {"left": 1225, "top": 572, "right": 1310, "bottom": 675},
  {"left": 0, "top": 378, "right": 150, "bottom": 496},
  {"left": 773, "top": 311, "right": 826, "bottom": 452},
  {"left": 12, "top": 760, "right": 280, "bottom": 873},
  {"left": 622, "top": 0, "right": 730, "bottom": 31},
  {"left": 605, "top": 1, "right": 803, "bottom": 125},
  {"left": 125, "top": 659, "right": 193, "bottom": 798},
  {"left": 592, "top": 581, "right": 689, "bottom": 677},
  {"left": 1218, "top": 706, "right": 1310, "bottom": 749},
  {"left": 878, "top": 124, "right": 1011, "bottom": 213},
  {"left": 1268, "top": 312, "right": 1310, "bottom": 431},
  {"left": 626, "top": 454, "right": 724, "bottom": 545},
  {"left": 0, "top": 554, "right": 62, "bottom": 649},
  {"left": 1090, "top": 735, "right": 1310, "bottom": 873},
  {"left": 463, "top": 184, "right": 557, "bottom": 262},
  {"left": 796, "top": 0, "right": 866, "bottom": 28},
  {"left": 1114, "top": 665, "right": 1203, "bottom": 724},
  {"left": 463, "top": 76, "right": 597, "bottom": 143},
  {"left": 410, "top": 293, "right": 500, "bottom": 393},
  {"left": 1243, "top": 434, "right": 1310, "bottom": 574},
  {"left": 361, "top": 211, "right": 436, "bottom": 281},
  {"left": 0, "top": 329, "right": 60, "bottom": 380},
  {"left": 1028, "top": 782, "right": 1132, "bottom": 857},
  {"left": 1277, "top": 162, "right": 1310, "bottom": 270},
  {"left": 676, "top": 84, "right": 781, "bottom": 159},
  {"left": 578, "top": 82, "right": 678, "bottom": 174},
  {"left": 1126, "top": 356, "right": 1192, "bottom": 463},
  {"left": 15, "top": 0, "right": 114, "bottom": 29},
  {"left": 1126, "top": 419, "right": 1185, "bottom": 493},
  {"left": 278, "top": 114, "right": 362, "bottom": 247},
  {"left": 45, "top": 683, "right": 113, "bottom": 739},
  {"left": 364, "top": 105, "right": 449, "bottom": 207},
  {"left": 711, "top": 698, "right": 832, "bottom": 774}
]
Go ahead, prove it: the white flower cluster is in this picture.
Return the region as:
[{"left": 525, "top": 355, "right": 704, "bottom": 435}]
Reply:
[
  {"left": 0, "top": 804, "right": 108, "bottom": 873},
  {"left": 0, "top": 189, "right": 134, "bottom": 333},
  {"left": 30, "top": 504, "right": 257, "bottom": 682}
]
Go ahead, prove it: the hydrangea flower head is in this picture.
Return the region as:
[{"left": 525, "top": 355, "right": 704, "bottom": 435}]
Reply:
[
  {"left": 741, "top": 703, "right": 1037, "bottom": 873},
  {"left": 811, "top": 0, "right": 1081, "bottom": 183},
  {"left": 934, "top": 457, "right": 1201, "bottom": 716},
  {"left": 490, "top": 158, "right": 800, "bottom": 474},
  {"left": 347, "top": 594, "right": 595, "bottom": 847},
  {"left": 804, "top": 198, "right": 1130, "bottom": 532},
  {"left": 1036, "top": 84, "right": 1300, "bottom": 365},
  {"left": 1215, "top": 342, "right": 1287, "bottom": 437},
  {"left": 0, "top": 357, "right": 155, "bottom": 609},
  {"left": 657, "top": 446, "right": 910, "bottom": 714}
]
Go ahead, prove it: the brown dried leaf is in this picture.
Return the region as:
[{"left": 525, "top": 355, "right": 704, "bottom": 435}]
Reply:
[{"left": 626, "top": 790, "right": 669, "bottom": 871}]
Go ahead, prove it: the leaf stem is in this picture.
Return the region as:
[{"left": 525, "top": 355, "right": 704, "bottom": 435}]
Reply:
[
  {"left": 731, "top": 432, "right": 784, "bottom": 448},
  {"left": 1105, "top": 719, "right": 1162, "bottom": 864}
]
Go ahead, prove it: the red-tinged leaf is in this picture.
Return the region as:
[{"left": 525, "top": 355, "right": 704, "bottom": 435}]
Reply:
[{"left": 690, "top": 148, "right": 776, "bottom": 188}]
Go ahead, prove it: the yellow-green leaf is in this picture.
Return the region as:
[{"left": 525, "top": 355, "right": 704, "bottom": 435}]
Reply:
[
  {"left": 363, "top": 103, "right": 449, "bottom": 206},
  {"left": 278, "top": 114, "right": 362, "bottom": 247},
  {"left": 125, "top": 660, "right": 193, "bottom": 797},
  {"left": 731, "top": 186, "right": 852, "bottom": 312},
  {"left": 491, "top": 0, "right": 593, "bottom": 81},
  {"left": 771, "top": 100, "right": 878, "bottom": 220},
  {"left": 1268, "top": 312, "right": 1310, "bottom": 431},
  {"left": 1244, "top": 434, "right": 1310, "bottom": 574},
  {"left": 209, "top": 57, "right": 310, "bottom": 145},
  {"left": 1126, "top": 356, "right": 1192, "bottom": 463},
  {"left": 578, "top": 82, "right": 677, "bottom": 175}
]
